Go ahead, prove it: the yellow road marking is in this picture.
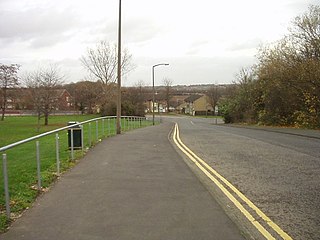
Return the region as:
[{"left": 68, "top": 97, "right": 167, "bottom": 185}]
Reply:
[{"left": 173, "top": 123, "right": 293, "bottom": 240}]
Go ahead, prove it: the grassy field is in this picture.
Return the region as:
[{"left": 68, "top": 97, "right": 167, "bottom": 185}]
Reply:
[
  {"left": 0, "top": 115, "right": 99, "bottom": 147},
  {"left": 0, "top": 115, "right": 152, "bottom": 232}
]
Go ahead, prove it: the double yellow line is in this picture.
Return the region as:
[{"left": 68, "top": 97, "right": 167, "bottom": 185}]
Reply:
[{"left": 172, "top": 123, "right": 292, "bottom": 240}]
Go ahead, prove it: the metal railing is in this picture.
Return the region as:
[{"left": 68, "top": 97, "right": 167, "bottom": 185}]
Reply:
[{"left": 0, "top": 116, "right": 152, "bottom": 219}]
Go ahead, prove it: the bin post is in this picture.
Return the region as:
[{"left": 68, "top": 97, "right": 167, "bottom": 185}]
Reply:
[{"left": 71, "top": 128, "right": 74, "bottom": 160}]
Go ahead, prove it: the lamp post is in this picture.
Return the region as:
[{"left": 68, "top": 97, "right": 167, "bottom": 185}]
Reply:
[
  {"left": 116, "top": 0, "right": 122, "bottom": 134},
  {"left": 152, "top": 63, "right": 169, "bottom": 125}
]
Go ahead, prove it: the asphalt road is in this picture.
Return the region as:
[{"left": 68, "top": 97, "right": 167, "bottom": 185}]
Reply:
[{"left": 166, "top": 116, "right": 320, "bottom": 240}]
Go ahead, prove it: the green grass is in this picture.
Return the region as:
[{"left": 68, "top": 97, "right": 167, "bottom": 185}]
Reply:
[
  {"left": 0, "top": 115, "right": 99, "bottom": 147},
  {"left": 193, "top": 115, "right": 223, "bottom": 119},
  {"left": 0, "top": 115, "right": 153, "bottom": 232}
]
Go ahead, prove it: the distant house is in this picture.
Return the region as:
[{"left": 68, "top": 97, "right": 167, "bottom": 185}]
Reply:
[
  {"left": 3, "top": 88, "right": 31, "bottom": 112},
  {"left": 184, "top": 95, "right": 213, "bottom": 116},
  {"left": 54, "top": 89, "right": 73, "bottom": 110},
  {"left": 4, "top": 88, "right": 73, "bottom": 112},
  {"left": 145, "top": 99, "right": 166, "bottom": 113},
  {"left": 170, "top": 95, "right": 189, "bottom": 113}
]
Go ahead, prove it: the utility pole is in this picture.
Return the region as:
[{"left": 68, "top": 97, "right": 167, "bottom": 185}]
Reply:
[{"left": 116, "top": 0, "right": 122, "bottom": 134}]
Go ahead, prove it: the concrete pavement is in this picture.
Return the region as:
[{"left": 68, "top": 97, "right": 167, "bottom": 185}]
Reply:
[{"left": 1, "top": 122, "right": 244, "bottom": 240}]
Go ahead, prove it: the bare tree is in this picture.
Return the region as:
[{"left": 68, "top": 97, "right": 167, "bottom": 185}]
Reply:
[
  {"left": 80, "top": 41, "right": 134, "bottom": 85},
  {"left": 68, "top": 81, "right": 103, "bottom": 114},
  {"left": 80, "top": 41, "right": 134, "bottom": 113},
  {"left": 162, "top": 78, "right": 173, "bottom": 113},
  {"left": 0, "top": 64, "right": 20, "bottom": 120},
  {"left": 24, "top": 65, "right": 64, "bottom": 126},
  {"left": 207, "top": 84, "right": 221, "bottom": 116}
]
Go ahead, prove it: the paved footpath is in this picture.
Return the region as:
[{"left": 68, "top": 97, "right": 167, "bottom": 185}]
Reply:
[{"left": 1, "top": 122, "right": 244, "bottom": 240}]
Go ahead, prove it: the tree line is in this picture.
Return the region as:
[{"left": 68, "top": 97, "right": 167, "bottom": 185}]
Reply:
[
  {"left": 0, "top": 41, "right": 140, "bottom": 125},
  {"left": 0, "top": 42, "right": 174, "bottom": 126},
  {"left": 219, "top": 5, "right": 320, "bottom": 128}
]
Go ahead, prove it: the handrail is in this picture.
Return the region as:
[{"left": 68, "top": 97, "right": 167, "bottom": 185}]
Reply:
[{"left": 0, "top": 116, "right": 145, "bottom": 152}]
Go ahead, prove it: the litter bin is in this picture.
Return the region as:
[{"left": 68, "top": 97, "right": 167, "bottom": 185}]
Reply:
[{"left": 67, "top": 121, "right": 82, "bottom": 150}]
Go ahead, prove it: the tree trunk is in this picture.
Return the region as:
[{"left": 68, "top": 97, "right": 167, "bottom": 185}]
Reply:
[
  {"left": 37, "top": 111, "right": 41, "bottom": 132},
  {"left": 1, "top": 107, "right": 4, "bottom": 121},
  {"left": 1, "top": 88, "right": 7, "bottom": 121},
  {"left": 44, "top": 112, "right": 49, "bottom": 126}
]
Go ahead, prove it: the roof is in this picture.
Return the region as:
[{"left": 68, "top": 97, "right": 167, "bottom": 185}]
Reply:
[
  {"left": 53, "top": 89, "right": 71, "bottom": 97},
  {"left": 184, "top": 95, "right": 203, "bottom": 103}
]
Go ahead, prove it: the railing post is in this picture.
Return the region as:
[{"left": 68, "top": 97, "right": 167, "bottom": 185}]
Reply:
[
  {"left": 71, "top": 128, "right": 74, "bottom": 161},
  {"left": 81, "top": 125, "right": 84, "bottom": 154},
  {"left": 108, "top": 118, "right": 110, "bottom": 136},
  {"left": 55, "top": 133, "right": 60, "bottom": 176},
  {"left": 127, "top": 117, "right": 129, "bottom": 130},
  {"left": 102, "top": 119, "right": 105, "bottom": 137},
  {"left": 96, "top": 120, "right": 99, "bottom": 142},
  {"left": 88, "top": 122, "right": 92, "bottom": 147},
  {"left": 132, "top": 117, "right": 134, "bottom": 129},
  {"left": 36, "top": 141, "right": 41, "bottom": 191},
  {"left": 126, "top": 117, "right": 128, "bottom": 131},
  {"left": 129, "top": 117, "right": 131, "bottom": 130},
  {"left": 2, "top": 153, "right": 10, "bottom": 218},
  {"left": 129, "top": 117, "right": 131, "bottom": 129}
]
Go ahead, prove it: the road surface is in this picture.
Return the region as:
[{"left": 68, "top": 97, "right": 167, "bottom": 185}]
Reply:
[{"left": 166, "top": 116, "right": 320, "bottom": 240}]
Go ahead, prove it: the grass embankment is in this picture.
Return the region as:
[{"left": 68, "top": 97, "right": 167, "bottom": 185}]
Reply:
[{"left": 0, "top": 115, "right": 152, "bottom": 232}]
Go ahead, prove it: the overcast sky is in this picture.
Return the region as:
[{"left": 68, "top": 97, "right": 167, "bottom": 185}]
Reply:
[{"left": 0, "top": 0, "right": 318, "bottom": 86}]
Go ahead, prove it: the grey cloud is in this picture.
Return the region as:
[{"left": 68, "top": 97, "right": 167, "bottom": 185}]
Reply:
[
  {"left": 124, "top": 18, "right": 164, "bottom": 44},
  {"left": 0, "top": 7, "right": 78, "bottom": 47},
  {"left": 186, "top": 40, "right": 209, "bottom": 55},
  {"left": 167, "top": 55, "right": 256, "bottom": 84},
  {"left": 90, "top": 17, "right": 165, "bottom": 45},
  {"left": 128, "top": 55, "right": 256, "bottom": 86},
  {"left": 285, "top": 0, "right": 319, "bottom": 13},
  {"left": 227, "top": 38, "right": 262, "bottom": 51},
  {"left": 29, "top": 34, "right": 67, "bottom": 48}
]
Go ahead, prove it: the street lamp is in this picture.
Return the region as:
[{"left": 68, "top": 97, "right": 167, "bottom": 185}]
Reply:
[{"left": 152, "top": 63, "right": 169, "bottom": 125}]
